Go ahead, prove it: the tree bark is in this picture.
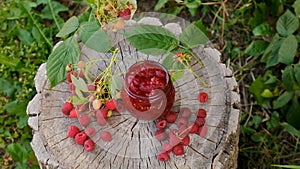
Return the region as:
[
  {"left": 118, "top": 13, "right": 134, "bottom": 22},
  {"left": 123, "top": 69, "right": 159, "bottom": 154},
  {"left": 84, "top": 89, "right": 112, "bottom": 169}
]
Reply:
[{"left": 27, "top": 17, "right": 240, "bottom": 169}]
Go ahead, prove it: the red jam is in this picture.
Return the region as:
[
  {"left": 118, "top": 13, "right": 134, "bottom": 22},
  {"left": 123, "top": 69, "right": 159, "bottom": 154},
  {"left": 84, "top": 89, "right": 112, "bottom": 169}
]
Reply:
[{"left": 121, "top": 61, "right": 175, "bottom": 121}]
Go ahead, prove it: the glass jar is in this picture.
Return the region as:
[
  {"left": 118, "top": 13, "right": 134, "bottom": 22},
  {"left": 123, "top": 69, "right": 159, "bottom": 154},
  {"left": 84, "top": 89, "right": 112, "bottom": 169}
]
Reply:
[{"left": 121, "top": 60, "right": 175, "bottom": 121}]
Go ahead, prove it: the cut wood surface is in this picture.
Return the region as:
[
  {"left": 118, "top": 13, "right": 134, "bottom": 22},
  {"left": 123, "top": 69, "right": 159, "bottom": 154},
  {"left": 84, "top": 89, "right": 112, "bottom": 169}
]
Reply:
[{"left": 27, "top": 17, "right": 240, "bottom": 169}]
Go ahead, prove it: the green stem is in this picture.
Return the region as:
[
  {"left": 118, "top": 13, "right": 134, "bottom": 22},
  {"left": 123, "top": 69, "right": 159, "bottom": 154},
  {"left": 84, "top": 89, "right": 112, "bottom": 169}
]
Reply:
[
  {"left": 21, "top": 4, "right": 53, "bottom": 48},
  {"left": 189, "top": 68, "right": 209, "bottom": 87},
  {"left": 48, "top": 0, "right": 61, "bottom": 31}
]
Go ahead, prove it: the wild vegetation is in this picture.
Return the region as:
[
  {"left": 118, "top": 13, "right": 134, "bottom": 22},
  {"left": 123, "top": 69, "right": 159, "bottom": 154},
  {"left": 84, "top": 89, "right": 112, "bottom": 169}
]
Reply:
[{"left": 0, "top": 0, "right": 299, "bottom": 168}]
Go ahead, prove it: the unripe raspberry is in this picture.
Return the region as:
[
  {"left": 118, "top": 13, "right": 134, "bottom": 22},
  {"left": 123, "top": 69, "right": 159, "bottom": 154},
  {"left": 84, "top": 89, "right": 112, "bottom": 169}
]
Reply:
[
  {"left": 156, "top": 119, "right": 167, "bottom": 129},
  {"left": 75, "top": 132, "right": 87, "bottom": 145},
  {"left": 67, "top": 125, "right": 80, "bottom": 138},
  {"left": 162, "top": 143, "right": 173, "bottom": 153},
  {"left": 100, "top": 131, "right": 112, "bottom": 142},
  {"left": 84, "top": 139, "right": 95, "bottom": 152},
  {"left": 166, "top": 112, "right": 178, "bottom": 123},
  {"left": 62, "top": 102, "right": 73, "bottom": 115}
]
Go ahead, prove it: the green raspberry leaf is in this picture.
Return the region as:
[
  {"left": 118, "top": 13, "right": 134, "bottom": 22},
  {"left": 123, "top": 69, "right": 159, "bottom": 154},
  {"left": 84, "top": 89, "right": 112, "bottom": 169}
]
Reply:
[
  {"left": 78, "top": 21, "right": 112, "bottom": 52},
  {"left": 276, "top": 10, "right": 299, "bottom": 37},
  {"left": 71, "top": 75, "right": 89, "bottom": 92},
  {"left": 56, "top": 16, "right": 79, "bottom": 37},
  {"left": 278, "top": 35, "right": 298, "bottom": 65},
  {"left": 180, "top": 22, "right": 208, "bottom": 48},
  {"left": 46, "top": 37, "right": 80, "bottom": 88},
  {"left": 124, "top": 25, "right": 179, "bottom": 55}
]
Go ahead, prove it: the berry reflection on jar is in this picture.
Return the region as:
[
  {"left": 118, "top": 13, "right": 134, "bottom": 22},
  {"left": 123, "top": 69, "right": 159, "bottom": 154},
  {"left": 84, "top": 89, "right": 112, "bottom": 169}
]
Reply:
[{"left": 121, "top": 61, "right": 175, "bottom": 121}]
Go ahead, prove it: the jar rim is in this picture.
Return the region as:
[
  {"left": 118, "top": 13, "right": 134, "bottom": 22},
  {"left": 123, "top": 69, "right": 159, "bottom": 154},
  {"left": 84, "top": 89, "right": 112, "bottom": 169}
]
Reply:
[{"left": 123, "top": 60, "right": 170, "bottom": 99}]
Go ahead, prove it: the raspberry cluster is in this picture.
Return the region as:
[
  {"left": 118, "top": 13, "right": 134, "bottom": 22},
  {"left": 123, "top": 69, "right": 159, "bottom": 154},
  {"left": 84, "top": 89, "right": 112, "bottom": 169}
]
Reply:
[
  {"left": 155, "top": 92, "right": 209, "bottom": 162},
  {"left": 62, "top": 60, "right": 123, "bottom": 152}
]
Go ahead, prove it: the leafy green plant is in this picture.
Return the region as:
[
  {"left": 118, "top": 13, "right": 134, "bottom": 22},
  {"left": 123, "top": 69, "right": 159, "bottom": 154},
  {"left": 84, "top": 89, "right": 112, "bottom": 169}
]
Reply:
[{"left": 249, "top": 8, "right": 300, "bottom": 128}]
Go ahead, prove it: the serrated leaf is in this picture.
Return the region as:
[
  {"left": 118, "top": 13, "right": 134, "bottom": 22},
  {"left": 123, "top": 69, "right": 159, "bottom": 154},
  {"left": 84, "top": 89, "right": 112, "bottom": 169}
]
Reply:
[
  {"left": 46, "top": 37, "right": 80, "bottom": 88},
  {"left": 252, "top": 23, "right": 273, "bottom": 36},
  {"left": 245, "top": 40, "right": 269, "bottom": 56},
  {"left": 282, "top": 122, "right": 300, "bottom": 138},
  {"left": 154, "top": 0, "right": 168, "bottom": 11},
  {"left": 273, "top": 91, "right": 294, "bottom": 109},
  {"left": 56, "top": 16, "right": 79, "bottom": 37},
  {"left": 79, "top": 21, "right": 112, "bottom": 52},
  {"left": 276, "top": 10, "right": 299, "bottom": 36},
  {"left": 180, "top": 22, "right": 208, "bottom": 48},
  {"left": 185, "top": 0, "right": 201, "bottom": 9},
  {"left": 293, "top": 0, "right": 300, "bottom": 18},
  {"left": 266, "top": 37, "right": 283, "bottom": 68},
  {"left": 71, "top": 75, "right": 88, "bottom": 92},
  {"left": 124, "top": 25, "right": 179, "bottom": 55},
  {"left": 278, "top": 35, "right": 298, "bottom": 65},
  {"left": 261, "top": 34, "right": 280, "bottom": 63}
]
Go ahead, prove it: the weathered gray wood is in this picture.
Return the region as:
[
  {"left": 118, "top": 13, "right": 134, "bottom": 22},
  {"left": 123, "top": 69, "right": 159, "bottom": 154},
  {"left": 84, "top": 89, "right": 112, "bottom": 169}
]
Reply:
[{"left": 27, "top": 17, "right": 240, "bottom": 169}]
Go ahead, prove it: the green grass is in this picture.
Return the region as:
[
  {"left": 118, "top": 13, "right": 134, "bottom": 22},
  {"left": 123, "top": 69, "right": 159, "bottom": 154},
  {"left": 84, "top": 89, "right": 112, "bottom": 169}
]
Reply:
[{"left": 1, "top": 0, "right": 300, "bottom": 168}]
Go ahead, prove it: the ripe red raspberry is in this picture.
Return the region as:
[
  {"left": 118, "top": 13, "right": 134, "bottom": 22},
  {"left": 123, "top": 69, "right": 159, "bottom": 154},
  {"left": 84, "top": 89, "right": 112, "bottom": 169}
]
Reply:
[
  {"left": 84, "top": 139, "right": 95, "bottom": 152},
  {"left": 177, "top": 118, "right": 188, "bottom": 128},
  {"left": 96, "top": 108, "right": 108, "bottom": 119},
  {"left": 181, "top": 135, "right": 190, "bottom": 146},
  {"left": 79, "top": 115, "right": 91, "bottom": 127},
  {"left": 69, "top": 108, "right": 79, "bottom": 118},
  {"left": 69, "top": 83, "right": 75, "bottom": 90},
  {"left": 195, "top": 117, "right": 205, "bottom": 127},
  {"left": 105, "top": 99, "right": 117, "bottom": 110},
  {"left": 188, "top": 123, "right": 198, "bottom": 134},
  {"left": 166, "top": 112, "right": 178, "bottom": 123},
  {"left": 157, "top": 152, "right": 170, "bottom": 162},
  {"left": 198, "top": 126, "right": 208, "bottom": 137},
  {"left": 67, "top": 125, "right": 80, "bottom": 138},
  {"left": 100, "top": 131, "right": 112, "bottom": 142},
  {"left": 62, "top": 102, "right": 73, "bottom": 115},
  {"left": 180, "top": 107, "right": 192, "bottom": 119},
  {"left": 198, "top": 92, "right": 208, "bottom": 103},
  {"left": 162, "top": 143, "right": 173, "bottom": 153},
  {"left": 173, "top": 144, "right": 184, "bottom": 156},
  {"left": 66, "top": 71, "right": 77, "bottom": 83},
  {"left": 197, "top": 108, "right": 207, "bottom": 118},
  {"left": 84, "top": 127, "right": 96, "bottom": 137},
  {"left": 156, "top": 119, "right": 167, "bottom": 129},
  {"left": 75, "top": 132, "right": 87, "bottom": 145},
  {"left": 119, "top": 8, "right": 131, "bottom": 20},
  {"left": 155, "top": 129, "right": 167, "bottom": 141},
  {"left": 178, "top": 125, "right": 189, "bottom": 138}
]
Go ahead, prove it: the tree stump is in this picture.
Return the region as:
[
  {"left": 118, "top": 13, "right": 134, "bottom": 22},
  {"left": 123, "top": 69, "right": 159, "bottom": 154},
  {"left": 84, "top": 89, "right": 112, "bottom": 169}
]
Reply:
[{"left": 27, "top": 17, "right": 240, "bottom": 169}]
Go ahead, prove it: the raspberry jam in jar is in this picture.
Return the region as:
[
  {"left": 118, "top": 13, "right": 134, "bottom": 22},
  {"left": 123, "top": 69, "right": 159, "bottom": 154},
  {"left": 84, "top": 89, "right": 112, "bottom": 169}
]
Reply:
[{"left": 121, "top": 61, "right": 175, "bottom": 121}]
